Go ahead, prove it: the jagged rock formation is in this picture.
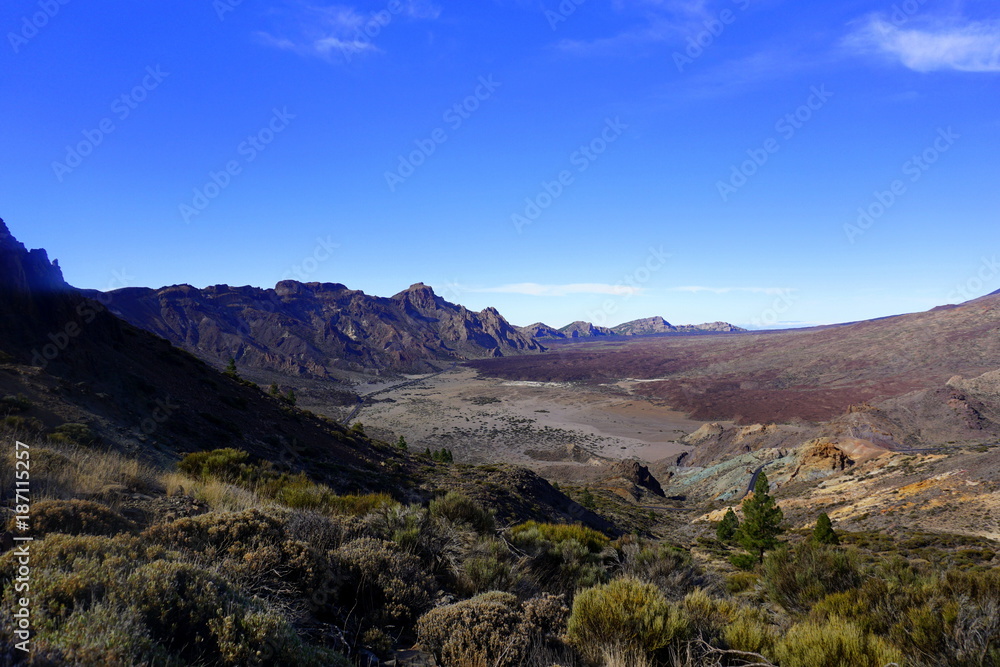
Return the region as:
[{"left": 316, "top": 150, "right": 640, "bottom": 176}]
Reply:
[
  {"left": 516, "top": 322, "right": 567, "bottom": 339},
  {"left": 612, "top": 316, "right": 676, "bottom": 336},
  {"left": 612, "top": 316, "right": 746, "bottom": 335},
  {"left": 94, "top": 281, "right": 544, "bottom": 375},
  {"left": 609, "top": 460, "right": 666, "bottom": 497},
  {"left": 559, "top": 321, "right": 615, "bottom": 338},
  {"left": 521, "top": 317, "right": 745, "bottom": 340}
]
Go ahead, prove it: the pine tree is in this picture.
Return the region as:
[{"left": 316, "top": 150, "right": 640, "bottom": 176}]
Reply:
[
  {"left": 269, "top": 383, "right": 280, "bottom": 397},
  {"left": 224, "top": 357, "right": 238, "bottom": 378},
  {"left": 580, "top": 488, "right": 596, "bottom": 510},
  {"left": 736, "top": 472, "right": 784, "bottom": 563},
  {"left": 396, "top": 435, "right": 408, "bottom": 451},
  {"left": 285, "top": 389, "right": 297, "bottom": 406},
  {"left": 812, "top": 512, "right": 839, "bottom": 545},
  {"left": 716, "top": 508, "right": 740, "bottom": 542}
]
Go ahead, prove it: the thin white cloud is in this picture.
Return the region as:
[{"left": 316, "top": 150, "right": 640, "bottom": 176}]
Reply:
[
  {"left": 670, "top": 286, "right": 795, "bottom": 295},
  {"left": 258, "top": 1, "right": 440, "bottom": 63},
  {"left": 555, "top": 0, "right": 714, "bottom": 56},
  {"left": 846, "top": 16, "right": 1000, "bottom": 72},
  {"left": 468, "top": 283, "right": 646, "bottom": 297}
]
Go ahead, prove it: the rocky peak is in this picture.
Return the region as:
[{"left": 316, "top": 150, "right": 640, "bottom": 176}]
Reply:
[{"left": 610, "top": 460, "right": 666, "bottom": 497}]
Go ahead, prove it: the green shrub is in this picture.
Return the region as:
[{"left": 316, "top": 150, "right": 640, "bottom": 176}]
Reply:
[
  {"left": 334, "top": 537, "right": 435, "bottom": 623},
  {"left": 618, "top": 541, "right": 707, "bottom": 600},
  {"left": 773, "top": 616, "right": 904, "bottom": 667},
  {"left": 325, "top": 492, "right": 397, "bottom": 516},
  {"left": 177, "top": 448, "right": 250, "bottom": 482},
  {"left": 458, "top": 538, "right": 518, "bottom": 596},
  {"left": 0, "top": 393, "right": 32, "bottom": 413},
  {"left": 567, "top": 577, "right": 688, "bottom": 663},
  {"left": 24, "top": 499, "right": 135, "bottom": 537},
  {"left": 2, "top": 415, "right": 43, "bottom": 433},
  {"left": 723, "top": 605, "right": 777, "bottom": 655},
  {"left": 762, "top": 542, "right": 863, "bottom": 614},
  {"left": 33, "top": 602, "right": 175, "bottom": 666},
  {"left": 50, "top": 423, "right": 98, "bottom": 445},
  {"left": 430, "top": 491, "right": 496, "bottom": 534},
  {"left": 725, "top": 571, "right": 759, "bottom": 595},
  {"left": 511, "top": 521, "right": 610, "bottom": 596},
  {"left": 418, "top": 591, "right": 569, "bottom": 667}
]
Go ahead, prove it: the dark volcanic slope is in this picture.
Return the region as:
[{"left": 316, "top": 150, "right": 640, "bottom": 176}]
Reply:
[
  {"left": 0, "top": 219, "right": 386, "bottom": 484},
  {"left": 96, "top": 281, "right": 543, "bottom": 376},
  {"left": 470, "top": 296, "right": 1000, "bottom": 424}
]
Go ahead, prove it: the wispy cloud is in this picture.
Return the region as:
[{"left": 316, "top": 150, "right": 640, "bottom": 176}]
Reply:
[
  {"left": 258, "top": 1, "right": 440, "bottom": 63},
  {"left": 670, "top": 286, "right": 795, "bottom": 295},
  {"left": 467, "top": 283, "right": 645, "bottom": 297},
  {"left": 555, "top": 0, "right": 714, "bottom": 56},
  {"left": 846, "top": 15, "right": 1000, "bottom": 72}
]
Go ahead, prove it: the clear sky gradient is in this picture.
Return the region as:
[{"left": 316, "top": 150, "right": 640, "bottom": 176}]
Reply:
[{"left": 2, "top": 0, "right": 998, "bottom": 329}]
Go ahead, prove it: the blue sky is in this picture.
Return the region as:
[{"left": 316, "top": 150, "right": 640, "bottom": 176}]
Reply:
[{"left": 2, "top": 0, "right": 998, "bottom": 329}]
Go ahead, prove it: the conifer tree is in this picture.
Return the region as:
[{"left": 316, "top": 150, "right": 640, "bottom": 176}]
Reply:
[
  {"left": 736, "top": 472, "right": 784, "bottom": 563},
  {"left": 812, "top": 512, "right": 839, "bottom": 545},
  {"left": 716, "top": 508, "right": 740, "bottom": 542}
]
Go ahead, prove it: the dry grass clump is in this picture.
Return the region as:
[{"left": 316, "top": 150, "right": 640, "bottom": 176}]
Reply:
[{"left": 0, "top": 436, "right": 162, "bottom": 503}]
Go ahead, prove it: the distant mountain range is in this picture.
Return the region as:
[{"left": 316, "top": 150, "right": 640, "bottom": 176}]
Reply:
[
  {"left": 518, "top": 316, "right": 745, "bottom": 340},
  {"left": 83, "top": 283, "right": 744, "bottom": 378},
  {"left": 91, "top": 281, "right": 543, "bottom": 376}
]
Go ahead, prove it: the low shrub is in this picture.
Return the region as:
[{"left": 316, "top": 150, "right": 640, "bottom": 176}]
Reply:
[
  {"left": 762, "top": 542, "right": 863, "bottom": 614},
  {"left": 333, "top": 537, "right": 436, "bottom": 624},
  {"left": 567, "top": 577, "right": 688, "bottom": 663},
  {"left": 417, "top": 591, "right": 569, "bottom": 667},
  {"left": 23, "top": 498, "right": 135, "bottom": 537},
  {"left": 0, "top": 393, "right": 32, "bottom": 413},
  {"left": 429, "top": 491, "right": 496, "bottom": 534},
  {"left": 772, "top": 616, "right": 904, "bottom": 667},
  {"left": 50, "top": 423, "right": 98, "bottom": 446},
  {"left": 618, "top": 542, "right": 708, "bottom": 600}
]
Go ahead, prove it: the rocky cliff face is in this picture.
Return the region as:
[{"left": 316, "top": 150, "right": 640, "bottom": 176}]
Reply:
[
  {"left": 558, "top": 321, "right": 615, "bottom": 338},
  {"left": 612, "top": 316, "right": 676, "bottom": 336},
  {"left": 612, "top": 317, "right": 747, "bottom": 335},
  {"left": 97, "top": 280, "right": 544, "bottom": 375}
]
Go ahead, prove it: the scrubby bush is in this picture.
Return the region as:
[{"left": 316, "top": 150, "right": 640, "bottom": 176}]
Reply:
[
  {"left": 722, "top": 605, "right": 778, "bottom": 656},
  {"left": 142, "top": 509, "right": 333, "bottom": 606},
  {"left": 617, "top": 541, "right": 709, "bottom": 600},
  {"left": 177, "top": 448, "right": 251, "bottom": 482},
  {"left": 457, "top": 538, "right": 519, "bottom": 596},
  {"left": 418, "top": 591, "right": 569, "bottom": 667},
  {"left": 333, "top": 537, "right": 436, "bottom": 624},
  {"left": 2, "top": 414, "right": 43, "bottom": 433},
  {"left": 50, "top": 423, "right": 98, "bottom": 446},
  {"left": 430, "top": 491, "right": 496, "bottom": 534},
  {"left": 511, "top": 521, "right": 610, "bottom": 596},
  {"left": 773, "top": 616, "right": 904, "bottom": 667},
  {"left": 0, "top": 393, "right": 32, "bottom": 413},
  {"left": 567, "top": 577, "right": 688, "bottom": 663},
  {"left": 23, "top": 498, "right": 135, "bottom": 537},
  {"left": 762, "top": 542, "right": 863, "bottom": 614}
]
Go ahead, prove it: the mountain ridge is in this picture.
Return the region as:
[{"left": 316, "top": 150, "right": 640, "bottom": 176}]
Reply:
[{"left": 90, "top": 279, "right": 544, "bottom": 376}]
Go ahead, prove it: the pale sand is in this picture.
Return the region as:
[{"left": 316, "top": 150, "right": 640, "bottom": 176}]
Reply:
[{"left": 352, "top": 367, "right": 704, "bottom": 468}]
